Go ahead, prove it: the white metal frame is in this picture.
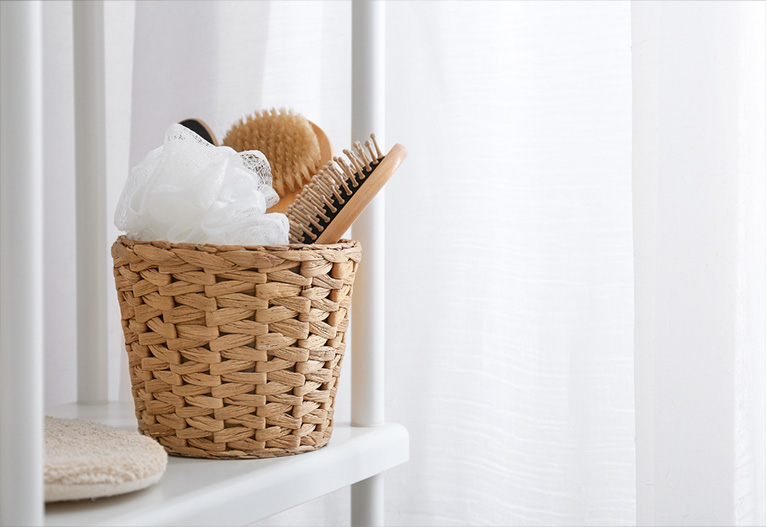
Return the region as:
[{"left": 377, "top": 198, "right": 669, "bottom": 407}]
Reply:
[
  {"left": 350, "top": 2, "right": 387, "bottom": 526},
  {"left": 73, "top": 0, "right": 109, "bottom": 405},
  {"left": 0, "top": 2, "right": 45, "bottom": 526},
  {"left": 0, "top": 1, "right": 398, "bottom": 525}
]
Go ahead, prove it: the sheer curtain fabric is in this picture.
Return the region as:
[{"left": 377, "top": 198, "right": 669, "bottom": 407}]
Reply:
[{"left": 38, "top": 1, "right": 765, "bottom": 525}]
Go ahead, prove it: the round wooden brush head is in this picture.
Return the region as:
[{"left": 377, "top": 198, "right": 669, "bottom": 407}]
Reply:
[{"left": 223, "top": 108, "right": 330, "bottom": 212}]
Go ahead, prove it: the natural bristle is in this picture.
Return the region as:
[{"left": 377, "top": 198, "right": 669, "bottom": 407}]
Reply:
[{"left": 222, "top": 108, "right": 322, "bottom": 197}]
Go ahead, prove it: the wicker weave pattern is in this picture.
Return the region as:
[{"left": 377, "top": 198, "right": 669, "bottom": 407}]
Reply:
[{"left": 111, "top": 236, "right": 360, "bottom": 459}]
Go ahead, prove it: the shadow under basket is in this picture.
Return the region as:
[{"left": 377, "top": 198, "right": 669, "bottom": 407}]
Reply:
[{"left": 111, "top": 236, "right": 361, "bottom": 459}]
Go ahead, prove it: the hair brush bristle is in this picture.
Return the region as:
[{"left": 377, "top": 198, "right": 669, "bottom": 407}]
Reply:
[
  {"left": 287, "top": 134, "right": 407, "bottom": 245},
  {"left": 222, "top": 108, "right": 322, "bottom": 197}
]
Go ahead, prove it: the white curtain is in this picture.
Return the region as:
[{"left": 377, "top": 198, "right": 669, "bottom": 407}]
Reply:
[
  {"left": 382, "top": 3, "right": 634, "bottom": 525},
  {"left": 632, "top": 2, "right": 766, "bottom": 525},
  {"left": 39, "top": 1, "right": 765, "bottom": 525}
]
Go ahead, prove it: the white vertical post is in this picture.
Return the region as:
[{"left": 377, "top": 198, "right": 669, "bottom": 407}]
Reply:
[
  {"left": 350, "top": 1, "right": 386, "bottom": 525},
  {"left": 350, "top": 0, "right": 386, "bottom": 434},
  {"left": 0, "top": 1, "right": 45, "bottom": 525},
  {"left": 351, "top": 475, "right": 385, "bottom": 527},
  {"left": 73, "top": 0, "right": 108, "bottom": 403}
]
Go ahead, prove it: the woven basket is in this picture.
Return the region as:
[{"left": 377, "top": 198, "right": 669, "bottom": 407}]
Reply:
[{"left": 111, "top": 236, "right": 361, "bottom": 459}]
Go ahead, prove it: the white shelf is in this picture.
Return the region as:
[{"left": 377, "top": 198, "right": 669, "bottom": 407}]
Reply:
[{"left": 44, "top": 402, "right": 408, "bottom": 527}]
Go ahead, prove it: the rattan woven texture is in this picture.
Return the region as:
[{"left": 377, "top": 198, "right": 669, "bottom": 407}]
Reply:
[{"left": 111, "top": 236, "right": 361, "bottom": 459}]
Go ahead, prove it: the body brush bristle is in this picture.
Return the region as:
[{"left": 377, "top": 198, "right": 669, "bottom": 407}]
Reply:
[
  {"left": 286, "top": 134, "right": 407, "bottom": 244},
  {"left": 223, "top": 108, "right": 330, "bottom": 212}
]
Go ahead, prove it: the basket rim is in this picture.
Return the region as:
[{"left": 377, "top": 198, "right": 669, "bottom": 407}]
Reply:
[{"left": 114, "top": 234, "right": 360, "bottom": 252}]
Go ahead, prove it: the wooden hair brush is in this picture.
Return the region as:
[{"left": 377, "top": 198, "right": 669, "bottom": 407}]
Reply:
[
  {"left": 286, "top": 134, "right": 407, "bottom": 244},
  {"left": 222, "top": 108, "right": 332, "bottom": 213}
]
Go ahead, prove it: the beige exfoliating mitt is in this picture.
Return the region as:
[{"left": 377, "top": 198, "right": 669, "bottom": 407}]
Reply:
[{"left": 45, "top": 416, "right": 168, "bottom": 502}]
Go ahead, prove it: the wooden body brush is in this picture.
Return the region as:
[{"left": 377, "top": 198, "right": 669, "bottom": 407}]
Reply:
[
  {"left": 286, "top": 134, "right": 407, "bottom": 244},
  {"left": 223, "top": 108, "right": 332, "bottom": 213}
]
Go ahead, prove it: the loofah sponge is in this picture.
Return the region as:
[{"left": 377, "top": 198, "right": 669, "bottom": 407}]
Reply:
[
  {"left": 114, "top": 123, "right": 288, "bottom": 246},
  {"left": 44, "top": 416, "right": 168, "bottom": 502},
  {"left": 222, "top": 108, "right": 323, "bottom": 200}
]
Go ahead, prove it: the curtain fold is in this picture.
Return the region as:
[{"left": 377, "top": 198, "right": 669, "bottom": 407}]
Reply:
[
  {"left": 381, "top": 2, "right": 634, "bottom": 525},
  {"left": 632, "top": 2, "right": 766, "bottom": 525}
]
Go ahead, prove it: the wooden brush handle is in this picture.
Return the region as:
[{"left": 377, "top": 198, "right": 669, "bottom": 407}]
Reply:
[
  {"left": 309, "top": 121, "right": 333, "bottom": 164},
  {"left": 316, "top": 143, "right": 407, "bottom": 244}
]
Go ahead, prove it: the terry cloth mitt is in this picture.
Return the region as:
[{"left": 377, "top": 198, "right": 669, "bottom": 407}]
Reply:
[{"left": 45, "top": 416, "right": 168, "bottom": 502}]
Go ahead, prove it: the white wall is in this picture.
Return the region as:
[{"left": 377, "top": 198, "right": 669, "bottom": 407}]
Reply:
[
  {"left": 42, "top": 0, "right": 134, "bottom": 406},
  {"left": 42, "top": 0, "right": 77, "bottom": 406}
]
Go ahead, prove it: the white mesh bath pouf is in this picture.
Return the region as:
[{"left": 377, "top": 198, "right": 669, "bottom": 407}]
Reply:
[{"left": 45, "top": 416, "right": 168, "bottom": 502}]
